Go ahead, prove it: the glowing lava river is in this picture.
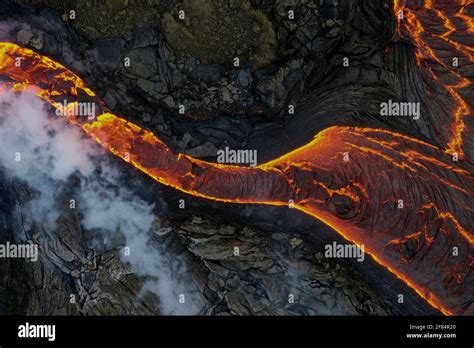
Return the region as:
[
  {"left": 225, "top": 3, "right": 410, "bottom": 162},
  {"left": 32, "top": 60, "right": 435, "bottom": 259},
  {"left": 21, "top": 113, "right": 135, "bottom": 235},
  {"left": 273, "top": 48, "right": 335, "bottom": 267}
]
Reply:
[{"left": 0, "top": 1, "right": 473, "bottom": 316}]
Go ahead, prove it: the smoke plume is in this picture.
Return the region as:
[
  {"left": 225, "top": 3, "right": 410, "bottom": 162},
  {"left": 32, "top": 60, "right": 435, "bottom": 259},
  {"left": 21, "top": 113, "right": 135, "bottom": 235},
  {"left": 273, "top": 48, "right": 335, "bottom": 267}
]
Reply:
[{"left": 0, "top": 88, "right": 195, "bottom": 314}]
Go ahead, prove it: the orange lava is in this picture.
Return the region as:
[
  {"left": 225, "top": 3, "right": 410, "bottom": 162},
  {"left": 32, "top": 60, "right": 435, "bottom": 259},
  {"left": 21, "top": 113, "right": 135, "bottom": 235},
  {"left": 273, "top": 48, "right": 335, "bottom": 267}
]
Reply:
[
  {"left": 394, "top": 0, "right": 474, "bottom": 157},
  {"left": 0, "top": 3, "right": 473, "bottom": 317}
]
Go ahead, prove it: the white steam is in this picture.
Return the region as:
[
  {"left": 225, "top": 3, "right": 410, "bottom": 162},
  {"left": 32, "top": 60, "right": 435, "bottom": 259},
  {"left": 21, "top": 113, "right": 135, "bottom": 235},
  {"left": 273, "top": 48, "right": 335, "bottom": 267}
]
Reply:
[{"left": 0, "top": 88, "right": 195, "bottom": 314}]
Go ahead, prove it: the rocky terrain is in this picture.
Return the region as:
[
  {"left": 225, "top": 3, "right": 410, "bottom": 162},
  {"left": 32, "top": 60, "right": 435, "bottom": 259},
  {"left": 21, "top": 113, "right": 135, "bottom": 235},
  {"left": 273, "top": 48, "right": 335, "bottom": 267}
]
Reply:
[{"left": 0, "top": 0, "right": 470, "bottom": 315}]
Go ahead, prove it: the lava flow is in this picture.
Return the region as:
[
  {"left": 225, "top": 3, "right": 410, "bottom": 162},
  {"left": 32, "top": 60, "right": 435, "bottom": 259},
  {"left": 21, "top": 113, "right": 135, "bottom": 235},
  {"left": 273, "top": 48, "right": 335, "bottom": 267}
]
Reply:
[
  {"left": 394, "top": 0, "right": 474, "bottom": 157},
  {"left": 0, "top": 2, "right": 473, "bottom": 316}
]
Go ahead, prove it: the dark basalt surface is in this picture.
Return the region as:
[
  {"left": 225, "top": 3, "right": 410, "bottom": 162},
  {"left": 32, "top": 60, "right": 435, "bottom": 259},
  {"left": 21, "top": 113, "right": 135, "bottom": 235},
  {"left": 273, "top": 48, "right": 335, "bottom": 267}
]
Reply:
[{"left": 0, "top": 0, "right": 466, "bottom": 315}]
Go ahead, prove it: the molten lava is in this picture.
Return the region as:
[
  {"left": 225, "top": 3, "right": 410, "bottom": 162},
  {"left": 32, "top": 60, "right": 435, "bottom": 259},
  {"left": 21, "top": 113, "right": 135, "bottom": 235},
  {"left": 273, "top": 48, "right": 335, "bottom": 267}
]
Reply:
[
  {"left": 0, "top": 1, "right": 472, "bottom": 316},
  {"left": 394, "top": 0, "right": 474, "bottom": 157}
]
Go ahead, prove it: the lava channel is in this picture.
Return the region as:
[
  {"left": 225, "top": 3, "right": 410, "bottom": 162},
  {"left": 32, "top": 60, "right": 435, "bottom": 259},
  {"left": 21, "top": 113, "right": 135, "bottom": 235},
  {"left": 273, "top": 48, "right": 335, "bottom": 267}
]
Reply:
[
  {"left": 394, "top": 0, "right": 474, "bottom": 157},
  {"left": 0, "top": 36, "right": 473, "bottom": 317}
]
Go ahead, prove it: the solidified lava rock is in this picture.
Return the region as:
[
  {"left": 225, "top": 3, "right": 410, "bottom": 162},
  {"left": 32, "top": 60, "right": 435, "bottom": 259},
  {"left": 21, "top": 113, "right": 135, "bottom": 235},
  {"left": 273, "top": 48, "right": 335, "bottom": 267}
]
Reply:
[{"left": 0, "top": 0, "right": 471, "bottom": 316}]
